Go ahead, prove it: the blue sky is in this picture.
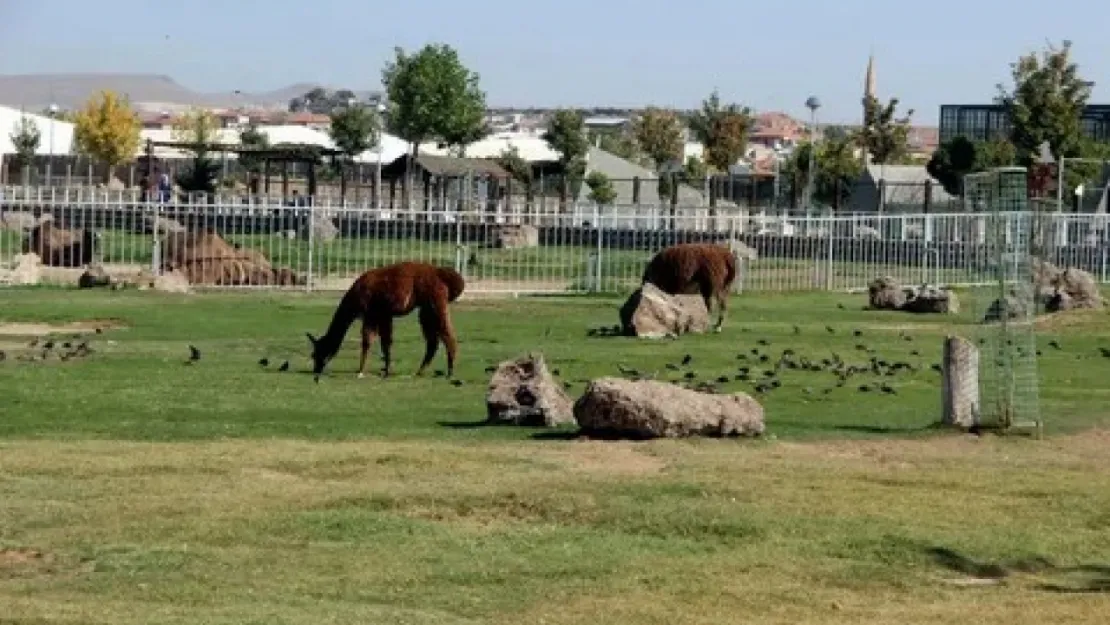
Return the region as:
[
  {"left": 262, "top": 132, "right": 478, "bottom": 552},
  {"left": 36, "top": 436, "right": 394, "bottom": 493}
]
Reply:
[{"left": 2, "top": 0, "right": 1108, "bottom": 124}]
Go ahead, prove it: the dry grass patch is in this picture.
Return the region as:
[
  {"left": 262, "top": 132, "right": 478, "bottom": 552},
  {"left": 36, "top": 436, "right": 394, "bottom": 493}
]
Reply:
[{"left": 3, "top": 435, "right": 1110, "bottom": 623}]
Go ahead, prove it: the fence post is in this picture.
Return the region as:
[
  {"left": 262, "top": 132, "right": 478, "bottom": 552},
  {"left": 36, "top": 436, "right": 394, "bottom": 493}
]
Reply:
[
  {"left": 825, "top": 219, "right": 835, "bottom": 291},
  {"left": 593, "top": 204, "right": 604, "bottom": 292},
  {"left": 305, "top": 206, "right": 315, "bottom": 293}
]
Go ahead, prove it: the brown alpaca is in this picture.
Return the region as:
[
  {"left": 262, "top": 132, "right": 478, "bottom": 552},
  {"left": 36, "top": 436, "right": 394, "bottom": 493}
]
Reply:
[
  {"left": 641, "top": 242, "right": 737, "bottom": 331},
  {"left": 307, "top": 261, "right": 466, "bottom": 382}
]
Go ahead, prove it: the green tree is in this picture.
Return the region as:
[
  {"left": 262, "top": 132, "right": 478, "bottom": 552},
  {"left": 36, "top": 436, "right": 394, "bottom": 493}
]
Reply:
[
  {"left": 633, "top": 107, "right": 684, "bottom": 170},
  {"left": 687, "top": 90, "right": 752, "bottom": 172},
  {"left": 171, "top": 108, "right": 223, "bottom": 196},
  {"left": 328, "top": 104, "right": 380, "bottom": 201},
  {"left": 496, "top": 146, "right": 534, "bottom": 186},
  {"left": 238, "top": 122, "right": 270, "bottom": 190},
  {"left": 683, "top": 155, "right": 708, "bottom": 182},
  {"left": 926, "top": 136, "right": 1018, "bottom": 196},
  {"left": 542, "top": 109, "right": 590, "bottom": 201},
  {"left": 584, "top": 170, "right": 617, "bottom": 205},
  {"left": 785, "top": 137, "right": 862, "bottom": 209},
  {"left": 72, "top": 90, "right": 141, "bottom": 183},
  {"left": 858, "top": 95, "right": 914, "bottom": 166},
  {"left": 381, "top": 43, "right": 487, "bottom": 158},
  {"left": 593, "top": 130, "right": 640, "bottom": 163},
  {"left": 8, "top": 114, "right": 41, "bottom": 184}
]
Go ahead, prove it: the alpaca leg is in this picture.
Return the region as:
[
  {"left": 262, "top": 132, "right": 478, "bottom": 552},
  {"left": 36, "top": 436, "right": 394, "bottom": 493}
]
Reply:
[
  {"left": 714, "top": 287, "right": 729, "bottom": 332},
  {"left": 415, "top": 306, "right": 440, "bottom": 376},
  {"left": 357, "top": 322, "right": 377, "bottom": 379},
  {"left": 378, "top": 316, "right": 394, "bottom": 378}
]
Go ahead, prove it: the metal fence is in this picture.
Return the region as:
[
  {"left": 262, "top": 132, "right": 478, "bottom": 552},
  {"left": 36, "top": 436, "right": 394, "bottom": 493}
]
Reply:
[{"left": 3, "top": 191, "right": 1109, "bottom": 295}]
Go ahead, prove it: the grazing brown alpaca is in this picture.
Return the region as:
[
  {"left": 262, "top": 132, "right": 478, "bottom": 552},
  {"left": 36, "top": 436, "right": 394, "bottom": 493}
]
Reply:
[
  {"left": 307, "top": 261, "right": 466, "bottom": 382},
  {"left": 641, "top": 242, "right": 738, "bottom": 332}
]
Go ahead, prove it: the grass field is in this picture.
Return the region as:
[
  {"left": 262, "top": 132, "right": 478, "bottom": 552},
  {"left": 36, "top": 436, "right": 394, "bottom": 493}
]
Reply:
[{"left": 2, "top": 288, "right": 1110, "bottom": 623}]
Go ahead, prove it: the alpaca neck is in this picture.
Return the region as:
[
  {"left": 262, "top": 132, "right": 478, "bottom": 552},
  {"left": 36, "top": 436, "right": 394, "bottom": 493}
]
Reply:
[{"left": 319, "top": 298, "right": 358, "bottom": 356}]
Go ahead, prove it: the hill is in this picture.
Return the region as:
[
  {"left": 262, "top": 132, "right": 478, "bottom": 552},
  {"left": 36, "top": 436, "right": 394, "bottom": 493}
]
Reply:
[{"left": 0, "top": 73, "right": 378, "bottom": 111}]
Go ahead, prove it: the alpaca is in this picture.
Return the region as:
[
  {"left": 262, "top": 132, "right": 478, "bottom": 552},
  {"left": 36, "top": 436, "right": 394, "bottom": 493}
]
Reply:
[
  {"left": 641, "top": 242, "right": 737, "bottom": 332},
  {"left": 307, "top": 261, "right": 466, "bottom": 382}
]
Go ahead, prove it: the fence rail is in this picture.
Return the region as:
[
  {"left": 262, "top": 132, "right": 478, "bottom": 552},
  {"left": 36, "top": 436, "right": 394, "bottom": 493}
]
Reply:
[{"left": 3, "top": 195, "right": 1109, "bottom": 295}]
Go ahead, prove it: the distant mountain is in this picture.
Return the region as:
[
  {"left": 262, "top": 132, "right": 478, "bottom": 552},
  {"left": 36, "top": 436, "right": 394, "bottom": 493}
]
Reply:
[{"left": 0, "top": 73, "right": 379, "bottom": 111}]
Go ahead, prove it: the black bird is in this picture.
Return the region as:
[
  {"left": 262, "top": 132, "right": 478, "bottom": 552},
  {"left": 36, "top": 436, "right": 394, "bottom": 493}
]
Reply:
[
  {"left": 855, "top": 344, "right": 868, "bottom": 351},
  {"left": 552, "top": 368, "right": 561, "bottom": 376},
  {"left": 681, "top": 354, "right": 693, "bottom": 366},
  {"left": 484, "top": 365, "right": 497, "bottom": 373},
  {"left": 931, "top": 363, "right": 943, "bottom": 373},
  {"left": 756, "top": 339, "right": 770, "bottom": 346},
  {"left": 858, "top": 384, "right": 872, "bottom": 392},
  {"left": 43, "top": 340, "right": 54, "bottom": 350},
  {"left": 716, "top": 375, "right": 730, "bottom": 384},
  {"left": 735, "top": 373, "right": 750, "bottom": 381},
  {"left": 187, "top": 345, "right": 201, "bottom": 362},
  {"left": 902, "top": 334, "right": 913, "bottom": 342},
  {"left": 1049, "top": 340, "right": 1062, "bottom": 350},
  {"left": 278, "top": 360, "right": 290, "bottom": 372},
  {"left": 666, "top": 363, "right": 681, "bottom": 371},
  {"left": 769, "top": 379, "right": 781, "bottom": 388},
  {"left": 750, "top": 348, "right": 761, "bottom": 356},
  {"left": 853, "top": 330, "right": 863, "bottom": 337},
  {"left": 910, "top": 350, "right": 921, "bottom": 357},
  {"left": 258, "top": 357, "right": 270, "bottom": 367},
  {"left": 95, "top": 327, "right": 103, "bottom": 334},
  {"left": 62, "top": 342, "right": 72, "bottom": 350},
  {"left": 837, "top": 303, "right": 845, "bottom": 310},
  {"left": 793, "top": 325, "right": 801, "bottom": 335},
  {"left": 880, "top": 383, "right": 896, "bottom": 395},
  {"left": 563, "top": 381, "right": 573, "bottom": 390},
  {"left": 763, "top": 370, "right": 776, "bottom": 378},
  {"left": 618, "top": 364, "right": 640, "bottom": 377},
  {"left": 683, "top": 371, "right": 697, "bottom": 380},
  {"left": 1099, "top": 347, "right": 1110, "bottom": 358},
  {"left": 450, "top": 379, "right": 464, "bottom": 387},
  {"left": 737, "top": 366, "right": 750, "bottom": 374},
  {"left": 758, "top": 354, "right": 770, "bottom": 363},
  {"left": 826, "top": 326, "right": 835, "bottom": 334},
  {"left": 736, "top": 353, "right": 748, "bottom": 361},
  {"left": 754, "top": 383, "right": 771, "bottom": 394}
]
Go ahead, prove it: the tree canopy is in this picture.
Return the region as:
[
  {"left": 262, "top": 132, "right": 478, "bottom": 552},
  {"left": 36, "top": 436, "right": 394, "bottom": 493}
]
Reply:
[
  {"left": 170, "top": 108, "right": 222, "bottom": 195},
  {"left": 687, "top": 90, "right": 752, "bottom": 172},
  {"left": 585, "top": 170, "right": 617, "bottom": 205},
  {"left": 925, "top": 136, "right": 1017, "bottom": 196},
  {"left": 381, "top": 43, "right": 488, "bottom": 156},
  {"left": 784, "top": 137, "right": 863, "bottom": 209},
  {"left": 288, "top": 87, "right": 360, "bottom": 115},
  {"left": 542, "top": 109, "right": 590, "bottom": 195},
  {"left": 632, "top": 107, "right": 684, "bottom": 171},
  {"left": 857, "top": 95, "right": 914, "bottom": 165},
  {"left": 72, "top": 90, "right": 141, "bottom": 182},
  {"left": 328, "top": 104, "right": 381, "bottom": 200},
  {"left": 8, "top": 114, "right": 41, "bottom": 175}
]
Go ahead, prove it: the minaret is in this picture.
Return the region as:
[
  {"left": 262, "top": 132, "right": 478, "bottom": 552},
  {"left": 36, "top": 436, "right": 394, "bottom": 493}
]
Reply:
[{"left": 861, "top": 52, "right": 876, "bottom": 168}]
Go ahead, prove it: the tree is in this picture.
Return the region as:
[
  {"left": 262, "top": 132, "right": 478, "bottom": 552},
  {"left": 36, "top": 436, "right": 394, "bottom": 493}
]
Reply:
[
  {"left": 238, "top": 122, "right": 270, "bottom": 190},
  {"left": 328, "top": 104, "right": 380, "bottom": 201},
  {"left": 8, "top": 114, "right": 41, "bottom": 184},
  {"left": 171, "top": 108, "right": 223, "bottom": 195},
  {"left": 381, "top": 43, "right": 487, "bottom": 158},
  {"left": 594, "top": 130, "right": 640, "bottom": 163},
  {"left": 496, "top": 146, "right": 533, "bottom": 186},
  {"left": 542, "top": 109, "right": 590, "bottom": 201},
  {"left": 72, "top": 90, "right": 141, "bottom": 183},
  {"left": 633, "top": 107, "right": 684, "bottom": 170},
  {"left": 784, "top": 137, "right": 862, "bottom": 210},
  {"left": 683, "top": 155, "right": 708, "bottom": 182},
  {"left": 926, "top": 136, "right": 1017, "bottom": 196},
  {"left": 858, "top": 95, "right": 914, "bottom": 166},
  {"left": 687, "top": 90, "right": 752, "bottom": 172},
  {"left": 585, "top": 170, "right": 617, "bottom": 205},
  {"left": 997, "top": 40, "right": 1091, "bottom": 168}
]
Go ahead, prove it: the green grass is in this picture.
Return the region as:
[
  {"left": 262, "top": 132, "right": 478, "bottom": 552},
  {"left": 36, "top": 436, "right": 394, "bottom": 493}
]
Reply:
[{"left": 3, "top": 288, "right": 1110, "bottom": 623}]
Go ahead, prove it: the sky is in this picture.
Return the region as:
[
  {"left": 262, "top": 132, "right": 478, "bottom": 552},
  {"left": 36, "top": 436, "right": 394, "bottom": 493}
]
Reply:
[{"left": 2, "top": 0, "right": 1109, "bottom": 125}]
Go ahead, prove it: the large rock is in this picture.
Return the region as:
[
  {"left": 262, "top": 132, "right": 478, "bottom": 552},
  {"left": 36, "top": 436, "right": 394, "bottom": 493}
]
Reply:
[
  {"left": 620, "top": 282, "right": 711, "bottom": 339},
  {"left": 941, "top": 336, "right": 980, "bottom": 429},
  {"left": 868, "top": 276, "right": 905, "bottom": 310},
  {"left": 486, "top": 352, "right": 575, "bottom": 427},
  {"left": 0, "top": 253, "right": 42, "bottom": 286},
  {"left": 902, "top": 284, "right": 959, "bottom": 314},
  {"left": 983, "top": 288, "right": 1033, "bottom": 323},
  {"left": 1047, "top": 267, "right": 1103, "bottom": 312},
  {"left": 573, "top": 377, "right": 765, "bottom": 439},
  {"left": 302, "top": 214, "right": 338, "bottom": 243},
  {"left": 1031, "top": 257, "right": 1060, "bottom": 290},
  {"left": 494, "top": 224, "right": 539, "bottom": 249},
  {"left": 0, "top": 211, "right": 38, "bottom": 233}
]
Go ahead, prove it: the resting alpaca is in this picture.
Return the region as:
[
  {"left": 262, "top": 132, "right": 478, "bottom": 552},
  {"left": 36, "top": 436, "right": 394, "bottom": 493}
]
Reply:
[
  {"left": 641, "top": 242, "right": 737, "bottom": 332},
  {"left": 307, "top": 261, "right": 466, "bottom": 382}
]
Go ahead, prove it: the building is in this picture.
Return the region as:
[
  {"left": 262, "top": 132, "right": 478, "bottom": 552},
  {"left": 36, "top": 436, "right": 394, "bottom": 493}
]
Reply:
[{"left": 939, "top": 104, "right": 1110, "bottom": 143}]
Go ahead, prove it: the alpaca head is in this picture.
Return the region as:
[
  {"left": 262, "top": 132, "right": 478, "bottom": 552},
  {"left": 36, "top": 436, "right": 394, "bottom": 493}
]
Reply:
[{"left": 306, "top": 332, "right": 334, "bottom": 383}]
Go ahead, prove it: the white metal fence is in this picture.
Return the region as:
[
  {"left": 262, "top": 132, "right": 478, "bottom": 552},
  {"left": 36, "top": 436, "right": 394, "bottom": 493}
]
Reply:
[{"left": 3, "top": 192, "right": 1109, "bottom": 295}]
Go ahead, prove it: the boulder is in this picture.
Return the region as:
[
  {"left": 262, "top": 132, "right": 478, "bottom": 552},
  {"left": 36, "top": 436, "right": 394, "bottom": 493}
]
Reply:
[
  {"left": 573, "top": 377, "right": 765, "bottom": 439},
  {"left": 0, "top": 211, "right": 38, "bottom": 233},
  {"left": 144, "top": 215, "right": 186, "bottom": 236},
  {"left": 77, "top": 264, "right": 113, "bottom": 289},
  {"left": 868, "top": 276, "right": 905, "bottom": 310},
  {"left": 983, "top": 289, "right": 1032, "bottom": 323},
  {"left": 902, "top": 284, "right": 959, "bottom": 314},
  {"left": 302, "top": 214, "right": 338, "bottom": 243},
  {"left": 0, "top": 253, "right": 42, "bottom": 286},
  {"left": 620, "top": 282, "right": 711, "bottom": 339},
  {"left": 153, "top": 270, "right": 192, "bottom": 294},
  {"left": 1048, "top": 267, "right": 1102, "bottom": 311},
  {"left": 1031, "top": 257, "right": 1060, "bottom": 290},
  {"left": 494, "top": 224, "right": 539, "bottom": 249},
  {"left": 486, "top": 352, "right": 575, "bottom": 427}
]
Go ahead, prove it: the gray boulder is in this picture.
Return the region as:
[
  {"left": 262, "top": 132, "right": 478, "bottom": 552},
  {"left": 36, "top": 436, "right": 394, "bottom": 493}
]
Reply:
[
  {"left": 620, "top": 282, "right": 711, "bottom": 339},
  {"left": 573, "top": 377, "right": 765, "bottom": 439},
  {"left": 486, "top": 352, "right": 575, "bottom": 427}
]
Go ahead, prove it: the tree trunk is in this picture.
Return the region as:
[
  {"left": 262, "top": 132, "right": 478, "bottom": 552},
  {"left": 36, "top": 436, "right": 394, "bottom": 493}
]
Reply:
[{"left": 941, "top": 335, "right": 980, "bottom": 429}]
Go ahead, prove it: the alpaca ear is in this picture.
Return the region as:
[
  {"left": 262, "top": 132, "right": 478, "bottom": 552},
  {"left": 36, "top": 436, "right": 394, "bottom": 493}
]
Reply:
[{"left": 306, "top": 332, "right": 317, "bottom": 346}]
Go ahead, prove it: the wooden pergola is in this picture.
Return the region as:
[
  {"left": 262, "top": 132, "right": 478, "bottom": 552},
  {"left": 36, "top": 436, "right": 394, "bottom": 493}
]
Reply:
[{"left": 140, "top": 139, "right": 345, "bottom": 197}]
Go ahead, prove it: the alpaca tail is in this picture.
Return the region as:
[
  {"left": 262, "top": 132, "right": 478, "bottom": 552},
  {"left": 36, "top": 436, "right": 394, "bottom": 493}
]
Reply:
[{"left": 439, "top": 267, "right": 466, "bottom": 302}]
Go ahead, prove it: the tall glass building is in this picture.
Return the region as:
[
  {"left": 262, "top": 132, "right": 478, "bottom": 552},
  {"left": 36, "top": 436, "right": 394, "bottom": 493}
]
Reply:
[{"left": 939, "top": 104, "right": 1110, "bottom": 143}]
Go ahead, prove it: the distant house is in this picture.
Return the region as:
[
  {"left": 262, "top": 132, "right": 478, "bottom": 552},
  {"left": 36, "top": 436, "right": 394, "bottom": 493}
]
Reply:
[
  {"left": 380, "top": 154, "right": 510, "bottom": 183},
  {"left": 847, "top": 164, "right": 956, "bottom": 213},
  {"left": 575, "top": 147, "right": 736, "bottom": 209}
]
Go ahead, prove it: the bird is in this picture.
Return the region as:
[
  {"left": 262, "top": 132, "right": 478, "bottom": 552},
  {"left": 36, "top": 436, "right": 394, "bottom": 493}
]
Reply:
[
  {"left": 666, "top": 363, "right": 680, "bottom": 371},
  {"left": 0, "top": 350, "right": 5, "bottom": 362},
  {"left": 756, "top": 339, "right": 770, "bottom": 346},
  {"left": 258, "top": 357, "right": 270, "bottom": 367},
  {"left": 278, "top": 361, "right": 289, "bottom": 372},
  {"left": 880, "top": 383, "right": 897, "bottom": 395},
  {"left": 793, "top": 325, "right": 801, "bottom": 335},
  {"left": 617, "top": 364, "right": 640, "bottom": 377},
  {"left": 94, "top": 328, "right": 103, "bottom": 334},
  {"left": 826, "top": 326, "right": 835, "bottom": 334},
  {"left": 187, "top": 345, "right": 201, "bottom": 363},
  {"left": 681, "top": 354, "right": 693, "bottom": 366},
  {"left": 716, "top": 375, "right": 730, "bottom": 384},
  {"left": 858, "top": 384, "right": 872, "bottom": 392},
  {"left": 683, "top": 371, "right": 697, "bottom": 380},
  {"left": 910, "top": 350, "right": 921, "bottom": 357},
  {"left": 1048, "top": 340, "right": 1062, "bottom": 350},
  {"left": 484, "top": 365, "right": 497, "bottom": 373},
  {"left": 450, "top": 379, "right": 464, "bottom": 387},
  {"left": 853, "top": 330, "right": 863, "bottom": 337},
  {"left": 837, "top": 303, "right": 845, "bottom": 310},
  {"left": 1099, "top": 347, "right": 1110, "bottom": 358},
  {"left": 931, "top": 363, "right": 943, "bottom": 373},
  {"left": 552, "top": 368, "right": 561, "bottom": 376}
]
